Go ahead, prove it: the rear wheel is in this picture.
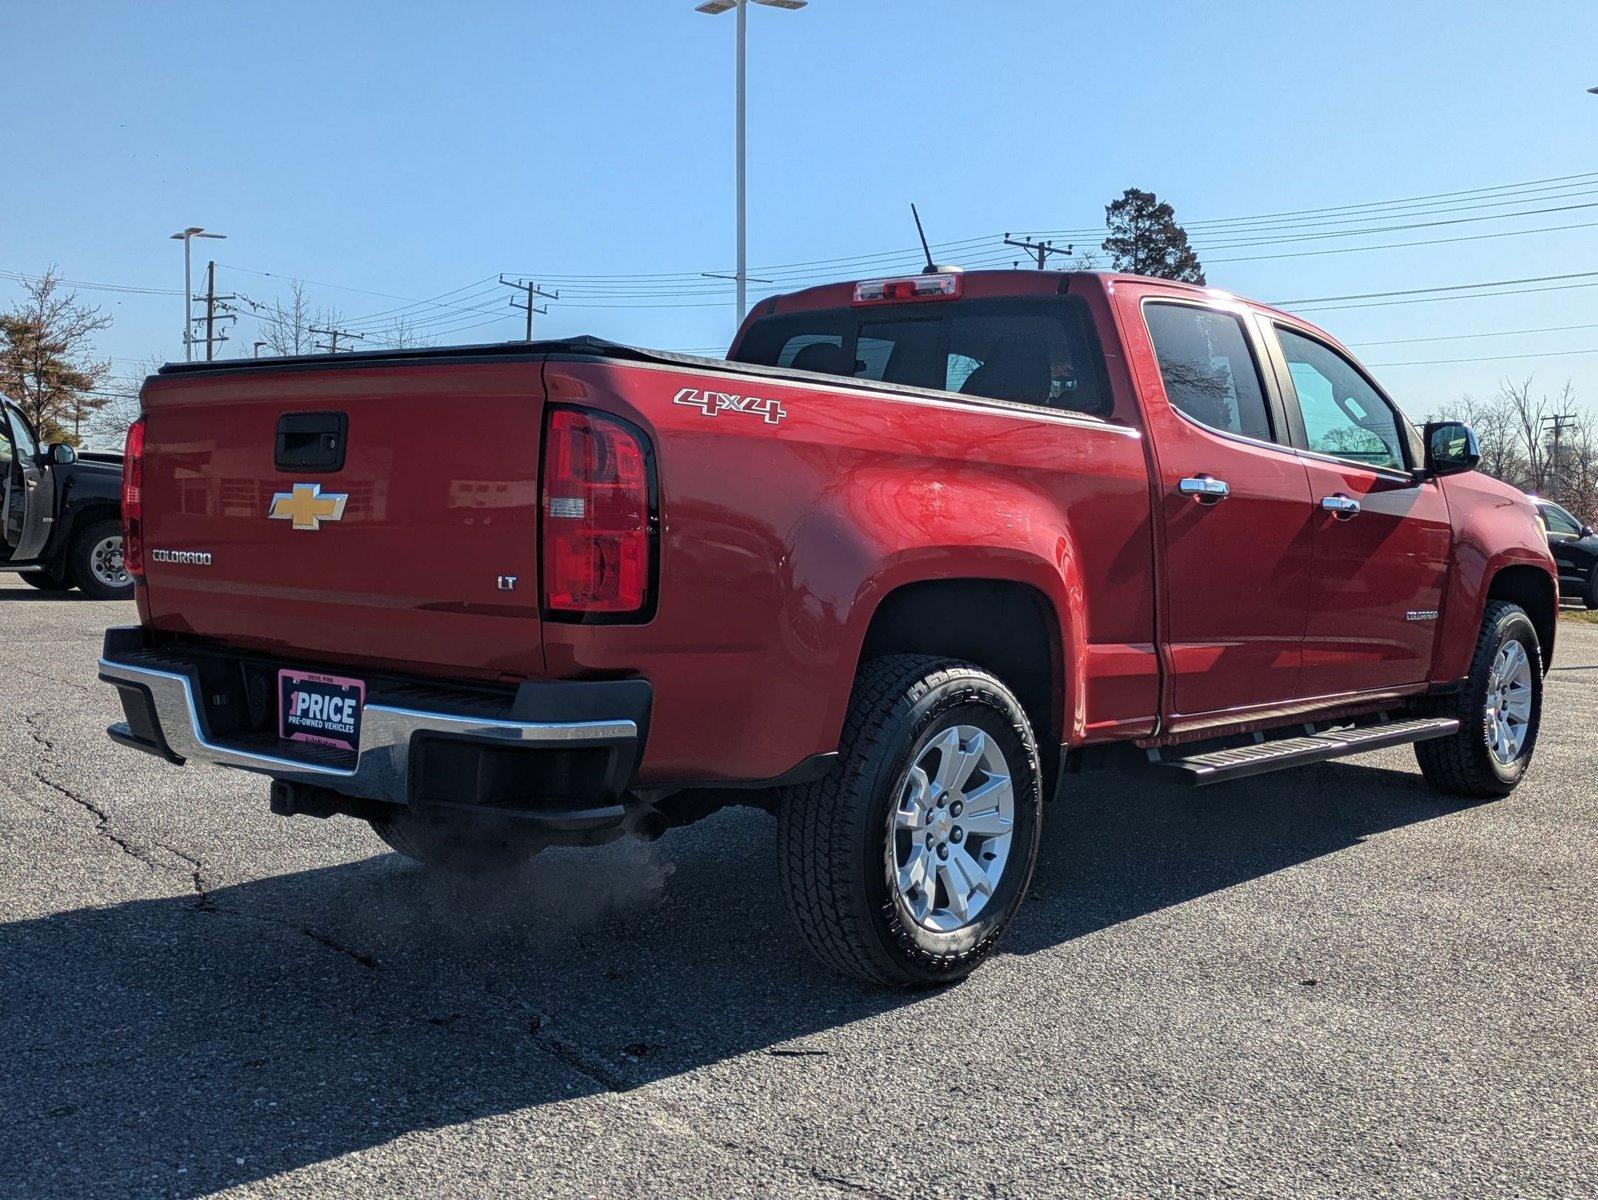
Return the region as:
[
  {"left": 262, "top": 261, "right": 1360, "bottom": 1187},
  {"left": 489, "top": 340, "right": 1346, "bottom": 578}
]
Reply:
[
  {"left": 68, "top": 518, "right": 133, "bottom": 600},
  {"left": 20, "top": 572, "right": 72, "bottom": 592},
  {"left": 368, "top": 809, "right": 543, "bottom": 872},
  {"left": 1415, "top": 600, "right": 1542, "bottom": 798},
  {"left": 777, "top": 655, "right": 1044, "bottom": 987}
]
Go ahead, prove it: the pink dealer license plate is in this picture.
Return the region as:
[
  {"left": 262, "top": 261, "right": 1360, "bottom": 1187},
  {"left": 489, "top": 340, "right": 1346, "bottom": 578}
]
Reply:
[{"left": 278, "top": 669, "right": 365, "bottom": 752}]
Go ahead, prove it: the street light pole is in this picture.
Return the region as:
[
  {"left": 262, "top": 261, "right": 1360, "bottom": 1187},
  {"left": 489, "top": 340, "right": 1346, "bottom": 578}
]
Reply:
[
  {"left": 169, "top": 227, "right": 226, "bottom": 361},
  {"left": 695, "top": 0, "right": 806, "bottom": 330},
  {"left": 736, "top": 0, "right": 746, "bottom": 327}
]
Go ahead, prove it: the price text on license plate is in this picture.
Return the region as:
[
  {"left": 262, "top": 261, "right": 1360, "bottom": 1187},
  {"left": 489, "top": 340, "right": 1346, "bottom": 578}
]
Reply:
[{"left": 278, "top": 669, "right": 365, "bottom": 753}]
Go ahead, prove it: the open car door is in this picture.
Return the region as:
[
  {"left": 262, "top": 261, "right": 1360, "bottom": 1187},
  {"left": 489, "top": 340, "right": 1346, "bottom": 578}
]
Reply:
[{"left": 1, "top": 400, "right": 56, "bottom": 564}]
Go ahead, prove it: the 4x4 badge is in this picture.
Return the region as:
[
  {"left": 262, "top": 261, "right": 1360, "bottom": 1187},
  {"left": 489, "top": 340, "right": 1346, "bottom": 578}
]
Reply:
[
  {"left": 269, "top": 483, "right": 348, "bottom": 531},
  {"left": 673, "top": 386, "right": 787, "bottom": 426}
]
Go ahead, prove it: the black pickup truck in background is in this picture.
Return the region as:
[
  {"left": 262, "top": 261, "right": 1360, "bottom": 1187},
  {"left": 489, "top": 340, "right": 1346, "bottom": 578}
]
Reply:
[{"left": 1, "top": 393, "right": 129, "bottom": 600}]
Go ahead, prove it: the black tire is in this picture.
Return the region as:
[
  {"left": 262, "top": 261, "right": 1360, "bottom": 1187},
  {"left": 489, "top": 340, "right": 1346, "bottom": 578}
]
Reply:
[
  {"left": 1415, "top": 600, "right": 1543, "bottom": 798},
  {"left": 1584, "top": 565, "right": 1598, "bottom": 611},
  {"left": 368, "top": 810, "right": 543, "bottom": 873},
  {"left": 777, "top": 655, "right": 1044, "bottom": 987},
  {"left": 20, "top": 572, "right": 72, "bottom": 592},
  {"left": 67, "top": 518, "right": 133, "bottom": 601}
]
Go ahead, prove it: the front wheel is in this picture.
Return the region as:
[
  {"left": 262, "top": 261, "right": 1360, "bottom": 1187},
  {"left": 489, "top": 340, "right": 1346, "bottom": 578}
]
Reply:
[
  {"left": 1415, "top": 600, "right": 1543, "bottom": 798},
  {"left": 777, "top": 655, "right": 1044, "bottom": 987},
  {"left": 1584, "top": 565, "right": 1598, "bottom": 611}
]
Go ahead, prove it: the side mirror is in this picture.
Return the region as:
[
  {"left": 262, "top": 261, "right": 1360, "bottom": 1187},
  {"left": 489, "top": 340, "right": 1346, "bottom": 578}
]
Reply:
[
  {"left": 46, "top": 442, "right": 77, "bottom": 466},
  {"left": 1583, "top": 525, "right": 1595, "bottom": 539},
  {"left": 1422, "top": 420, "right": 1479, "bottom": 477}
]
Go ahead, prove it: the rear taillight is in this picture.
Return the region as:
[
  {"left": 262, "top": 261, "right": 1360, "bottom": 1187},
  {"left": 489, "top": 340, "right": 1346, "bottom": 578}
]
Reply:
[
  {"left": 541, "top": 408, "right": 653, "bottom": 618},
  {"left": 121, "top": 416, "right": 146, "bottom": 579}
]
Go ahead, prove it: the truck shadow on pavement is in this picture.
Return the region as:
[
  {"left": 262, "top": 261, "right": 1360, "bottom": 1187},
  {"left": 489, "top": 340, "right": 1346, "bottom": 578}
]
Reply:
[{"left": 1, "top": 758, "right": 1464, "bottom": 1197}]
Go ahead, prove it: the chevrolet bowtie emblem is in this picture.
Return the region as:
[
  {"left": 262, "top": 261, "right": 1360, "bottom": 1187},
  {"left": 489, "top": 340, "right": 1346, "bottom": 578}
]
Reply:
[{"left": 268, "top": 483, "right": 348, "bottom": 531}]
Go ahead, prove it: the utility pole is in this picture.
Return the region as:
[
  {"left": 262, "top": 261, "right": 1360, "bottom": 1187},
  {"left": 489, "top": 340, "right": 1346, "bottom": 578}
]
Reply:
[
  {"left": 499, "top": 275, "right": 559, "bottom": 341},
  {"left": 310, "top": 326, "right": 365, "bottom": 354},
  {"left": 194, "top": 261, "right": 239, "bottom": 361},
  {"left": 1003, "top": 234, "right": 1074, "bottom": 270},
  {"left": 1542, "top": 411, "right": 1578, "bottom": 488}
]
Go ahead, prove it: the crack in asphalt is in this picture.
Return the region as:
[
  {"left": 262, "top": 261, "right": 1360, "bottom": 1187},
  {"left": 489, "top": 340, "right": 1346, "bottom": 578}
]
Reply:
[
  {"left": 25, "top": 710, "right": 175, "bottom": 876},
  {"left": 17, "top": 708, "right": 880, "bottom": 1194},
  {"left": 18, "top": 709, "right": 391, "bottom": 974},
  {"left": 298, "top": 926, "right": 381, "bottom": 969}
]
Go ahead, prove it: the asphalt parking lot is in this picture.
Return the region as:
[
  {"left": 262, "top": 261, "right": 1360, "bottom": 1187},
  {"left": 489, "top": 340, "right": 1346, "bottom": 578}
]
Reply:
[{"left": 2, "top": 579, "right": 1594, "bottom": 1199}]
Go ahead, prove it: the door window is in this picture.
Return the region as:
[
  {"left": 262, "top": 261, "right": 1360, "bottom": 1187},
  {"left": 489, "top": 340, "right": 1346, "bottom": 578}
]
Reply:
[
  {"left": 1275, "top": 328, "right": 1406, "bottom": 471},
  {"left": 4, "top": 404, "right": 37, "bottom": 461},
  {"left": 1143, "top": 303, "right": 1274, "bottom": 441},
  {"left": 1539, "top": 503, "right": 1582, "bottom": 537}
]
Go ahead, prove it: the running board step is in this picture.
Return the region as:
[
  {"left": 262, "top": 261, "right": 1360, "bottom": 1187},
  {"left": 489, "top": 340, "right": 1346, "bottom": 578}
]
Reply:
[{"left": 1152, "top": 717, "right": 1461, "bottom": 787}]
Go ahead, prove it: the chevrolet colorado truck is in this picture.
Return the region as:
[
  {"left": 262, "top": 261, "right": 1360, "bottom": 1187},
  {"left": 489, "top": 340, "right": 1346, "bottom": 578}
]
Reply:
[
  {"left": 99, "top": 270, "right": 1558, "bottom": 986},
  {"left": 2, "top": 394, "right": 129, "bottom": 599}
]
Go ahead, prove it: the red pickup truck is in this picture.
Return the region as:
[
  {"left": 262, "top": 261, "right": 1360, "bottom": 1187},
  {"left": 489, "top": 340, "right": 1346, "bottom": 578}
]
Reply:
[{"left": 101, "top": 269, "right": 1557, "bottom": 986}]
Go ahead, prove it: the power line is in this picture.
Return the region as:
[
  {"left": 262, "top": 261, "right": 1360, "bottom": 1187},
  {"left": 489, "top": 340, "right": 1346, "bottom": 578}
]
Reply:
[
  {"left": 1351, "top": 322, "right": 1598, "bottom": 348},
  {"left": 1271, "top": 269, "right": 1598, "bottom": 308},
  {"left": 1369, "top": 347, "right": 1598, "bottom": 368}
]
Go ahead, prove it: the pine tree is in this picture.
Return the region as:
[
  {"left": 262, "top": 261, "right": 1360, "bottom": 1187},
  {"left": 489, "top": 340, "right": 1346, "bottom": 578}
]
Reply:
[{"left": 1101, "top": 188, "right": 1206, "bottom": 284}]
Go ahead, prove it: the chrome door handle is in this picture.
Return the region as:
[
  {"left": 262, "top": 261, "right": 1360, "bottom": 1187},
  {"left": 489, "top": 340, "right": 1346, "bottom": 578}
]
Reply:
[
  {"left": 1321, "top": 494, "right": 1361, "bottom": 518},
  {"left": 1178, "top": 476, "right": 1229, "bottom": 502}
]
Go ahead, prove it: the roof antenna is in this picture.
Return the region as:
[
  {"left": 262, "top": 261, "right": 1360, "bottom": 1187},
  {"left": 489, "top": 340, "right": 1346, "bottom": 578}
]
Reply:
[{"left": 911, "top": 203, "right": 936, "bottom": 273}]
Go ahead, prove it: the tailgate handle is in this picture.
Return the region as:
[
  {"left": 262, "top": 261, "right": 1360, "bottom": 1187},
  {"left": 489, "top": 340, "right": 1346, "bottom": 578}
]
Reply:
[{"left": 275, "top": 412, "right": 348, "bottom": 472}]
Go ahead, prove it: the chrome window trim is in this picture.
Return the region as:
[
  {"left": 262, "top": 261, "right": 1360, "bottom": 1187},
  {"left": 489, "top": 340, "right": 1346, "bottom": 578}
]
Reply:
[{"left": 1294, "top": 445, "right": 1419, "bottom": 485}]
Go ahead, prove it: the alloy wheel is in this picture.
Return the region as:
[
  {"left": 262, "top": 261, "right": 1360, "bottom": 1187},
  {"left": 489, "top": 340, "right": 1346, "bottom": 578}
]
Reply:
[
  {"left": 886, "top": 724, "right": 1015, "bottom": 933},
  {"left": 1483, "top": 639, "right": 1533, "bottom": 766}
]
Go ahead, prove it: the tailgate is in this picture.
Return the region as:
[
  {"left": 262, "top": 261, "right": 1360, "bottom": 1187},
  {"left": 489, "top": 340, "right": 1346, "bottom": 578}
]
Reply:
[{"left": 138, "top": 358, "right": 546, "bottom": 681}]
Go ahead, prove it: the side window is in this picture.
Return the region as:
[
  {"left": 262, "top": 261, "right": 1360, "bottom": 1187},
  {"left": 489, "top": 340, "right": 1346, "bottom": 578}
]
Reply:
[
  {"left": 947, "top": 308, "right": 1106, "bottom": 414},
  {"left": 776, "top": 333, "right": 851, "bottom": 375},
  {"left": 1144, "top": 303, "right": 1274, "bottom": 441},
  {"left": 1275, "top": 327, "right": 1406, "bottom": 471},
  {"left": 854, "top": 319, "right": 942, "bottom": 389},
  {"left": 731, "top": 296, "right": 1110, "bottom": 414},
  {"left": 0, "top": 407, "right": 14, "bottom": 472},
  {"left": 1541, "top": 504, "right": 1581, "bottom": 537},
  {"left": 5, "top": 404, "right": 38, "bottom": 461}
]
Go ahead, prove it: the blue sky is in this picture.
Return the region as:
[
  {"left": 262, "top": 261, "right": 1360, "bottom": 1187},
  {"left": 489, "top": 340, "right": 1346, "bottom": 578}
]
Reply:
[{"left": 5, "top": 0, "right": 1597, "bottom": 421}]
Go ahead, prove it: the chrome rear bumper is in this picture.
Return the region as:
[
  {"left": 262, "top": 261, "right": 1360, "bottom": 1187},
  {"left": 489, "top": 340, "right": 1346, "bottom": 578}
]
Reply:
[{"left": 97, "top": 626, "right": 648, "bottom": 809}]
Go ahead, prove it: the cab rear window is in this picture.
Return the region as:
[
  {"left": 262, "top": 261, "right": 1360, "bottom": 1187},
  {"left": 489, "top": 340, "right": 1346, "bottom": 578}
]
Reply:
[{"left": 732, "top": 296, "right": 1109, "bottom": 416}]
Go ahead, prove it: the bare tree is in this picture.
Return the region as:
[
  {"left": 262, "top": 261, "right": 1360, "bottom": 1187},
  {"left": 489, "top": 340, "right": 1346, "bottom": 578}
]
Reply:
[
  {"left": 1429, "top": 377, "right": 1597, "bottom": 523},
  {"left": 253, "top": 280, "right": 316, "bottom": 356},
  {"left": 1429, "top": 393, "right": 1522, "bottom": 484},
  {"left": 1066, "top": 246, "right": 1102, "bottom": 272},
  {"left": 379, "top": 312, "right": 434, "bottom": 349},
  {"left": 88, "top": 353, "right": 165, "bottom": 449},
  {"left": 1557, "top": 409, "right": 1598, "bottom": 523},
  {"left": 1499, "top": 376, "right": 1554, "bottom": 494},
  {"left": 0, "top": 268, "right": 113, "bottom": 444}
]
